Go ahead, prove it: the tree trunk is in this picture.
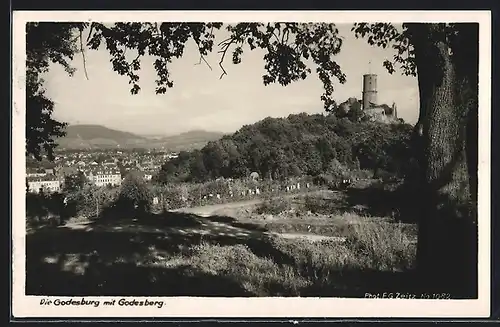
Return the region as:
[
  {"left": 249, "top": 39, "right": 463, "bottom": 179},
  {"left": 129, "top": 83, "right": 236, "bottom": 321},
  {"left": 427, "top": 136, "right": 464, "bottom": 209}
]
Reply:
[{"left": 408, "top": 23, "right": 478, "bottom": 298}]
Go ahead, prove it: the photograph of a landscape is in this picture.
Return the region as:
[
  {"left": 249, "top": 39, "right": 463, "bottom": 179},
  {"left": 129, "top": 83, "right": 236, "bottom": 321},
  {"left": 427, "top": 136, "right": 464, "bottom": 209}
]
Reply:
[{"left": 16, "top": 13, "right": 488, "bottom": 316}]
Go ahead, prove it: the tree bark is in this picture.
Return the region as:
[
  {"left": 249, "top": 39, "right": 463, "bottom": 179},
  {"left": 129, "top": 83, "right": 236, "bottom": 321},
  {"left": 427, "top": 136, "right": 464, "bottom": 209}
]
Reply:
[{"left": 408, "top": 23, "right": 478, "bottom": 298}]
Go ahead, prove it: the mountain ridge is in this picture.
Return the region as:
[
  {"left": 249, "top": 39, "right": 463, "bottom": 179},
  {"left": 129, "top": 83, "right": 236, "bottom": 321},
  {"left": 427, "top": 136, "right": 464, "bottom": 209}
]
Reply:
[{"left": 57, "top": 124, "right": 225, "bottom": 151}]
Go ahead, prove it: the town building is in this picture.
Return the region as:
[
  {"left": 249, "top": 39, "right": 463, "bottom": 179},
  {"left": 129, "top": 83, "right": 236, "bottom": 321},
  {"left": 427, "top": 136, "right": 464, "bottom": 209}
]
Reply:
[
  {"left": 141, "top": 167, "right": 156, "bottom": 181},
  {"left": 26, "top": 175, "right": 61, "bottom": 193},
  {"left": 26, "top": 168, "right": 47, "bottom": 178},
  {"left": 86, "top": 168, "right": 122, "bottom": 187}
]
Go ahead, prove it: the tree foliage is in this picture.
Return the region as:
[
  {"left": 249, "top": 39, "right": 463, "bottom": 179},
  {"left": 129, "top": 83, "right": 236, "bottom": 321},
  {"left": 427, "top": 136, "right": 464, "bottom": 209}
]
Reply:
[
  {"left": 333, "top": 97, "right": 366, "bottom": 122},
  {"left": 61, "top": 182, "right": 117, "bottom": 218},
  {"left": 351, "top": 23, "right": 416, "bottom": 76},
  {"left": 26, "top": 191, "right": 64, "bottom": 224},
  {"left": 85, "top": 23, "right": 346, "bottom": 110},
  {"left": 62, "top": 171, "right": 86, "bottom": 193},
  {"left": 118, "top": 171, "right": 153, "bottom": 213},
  {"left": 26, "top": 22, "right": 86, "bottom": 160}
]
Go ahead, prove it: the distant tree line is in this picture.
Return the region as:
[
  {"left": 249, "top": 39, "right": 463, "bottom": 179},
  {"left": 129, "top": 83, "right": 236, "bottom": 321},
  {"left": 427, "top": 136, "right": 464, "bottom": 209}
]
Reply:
[{"left": 155, "top": 113, "right": 416, "bottom": 184}]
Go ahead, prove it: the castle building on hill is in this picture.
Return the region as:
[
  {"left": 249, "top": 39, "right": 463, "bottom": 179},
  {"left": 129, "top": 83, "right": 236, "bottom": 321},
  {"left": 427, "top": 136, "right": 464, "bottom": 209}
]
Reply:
[{"left": 360, "top": 74, "right": 399, "bottom": 123}]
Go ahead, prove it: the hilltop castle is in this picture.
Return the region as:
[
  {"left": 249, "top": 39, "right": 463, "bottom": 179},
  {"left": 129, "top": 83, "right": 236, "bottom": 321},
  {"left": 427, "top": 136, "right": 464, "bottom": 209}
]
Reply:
[
  {"left": 335, "top": 74, "right": 399, "bottom": 124},
  {"left": 360, "top": 73, "right": 399, "bottom": 123}
]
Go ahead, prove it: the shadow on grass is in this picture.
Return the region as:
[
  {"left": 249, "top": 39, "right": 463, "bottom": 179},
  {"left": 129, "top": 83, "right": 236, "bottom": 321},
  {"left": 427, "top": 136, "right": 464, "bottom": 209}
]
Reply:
[
  {"left": 28, "top": 256, "right": 254, "bottom": 296},
  {"left": 343, "top": 182, "right": 421, "bottom": 224},
  {"left": 26, "top": 208, "right": 424, "bottom": 297},
  {"left": 26, "top": 209, "right": 296, "bottom": 296}
]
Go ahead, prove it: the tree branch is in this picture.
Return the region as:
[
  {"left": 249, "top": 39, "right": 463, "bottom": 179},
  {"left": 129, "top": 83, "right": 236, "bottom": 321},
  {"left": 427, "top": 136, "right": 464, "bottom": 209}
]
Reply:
[
  {"left": 86, "top": 23, "right": 95, "bottom": 43},
  {"left": 79, "top": 29, "right": 89, "bottom": 80},
  {"left": 193, "top": 39, "right": 213, "bottom": 71},
  {"left": 216, "top": 28, "right": 253, "bottom": 79},
  {"left": 218, "top": 38, "right": 236, "bottom": 79},
  {"left": 271, "top": 29, "right": 281, "bottom": 44},
  {"left": 195, "top": 54, "right": 213, "bottom": 70}
]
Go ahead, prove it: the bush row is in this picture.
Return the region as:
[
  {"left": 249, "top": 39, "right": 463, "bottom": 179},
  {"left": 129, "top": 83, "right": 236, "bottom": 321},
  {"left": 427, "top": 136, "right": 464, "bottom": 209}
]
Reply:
[{"left": 150, "top": 175, "right": 320, "bottom": 210}]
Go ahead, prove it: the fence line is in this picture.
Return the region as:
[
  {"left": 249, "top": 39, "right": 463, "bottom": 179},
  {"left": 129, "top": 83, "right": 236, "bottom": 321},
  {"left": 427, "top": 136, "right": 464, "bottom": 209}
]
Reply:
[{"left": 153, "top": 179, "right": 318, "bottom": 211}]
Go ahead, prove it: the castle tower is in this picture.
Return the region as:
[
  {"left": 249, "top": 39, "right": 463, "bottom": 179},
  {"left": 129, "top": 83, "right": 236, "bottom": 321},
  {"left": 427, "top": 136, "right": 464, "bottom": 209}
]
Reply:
[
  {"left": 392, "top": 102, "right": 398, "bottom": 119},
  {"left": 362, "top": 74, "right": 378, "bottom": 110}
]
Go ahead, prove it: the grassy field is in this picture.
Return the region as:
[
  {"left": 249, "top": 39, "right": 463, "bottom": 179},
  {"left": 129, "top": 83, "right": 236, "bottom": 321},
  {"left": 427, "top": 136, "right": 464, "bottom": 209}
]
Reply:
[{"left": 26, "top": 182, "right": 422, "bottom": 297}]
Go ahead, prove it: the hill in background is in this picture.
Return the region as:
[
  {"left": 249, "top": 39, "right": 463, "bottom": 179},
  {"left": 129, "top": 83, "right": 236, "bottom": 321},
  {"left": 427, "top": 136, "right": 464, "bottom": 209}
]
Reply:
[
  {"left": 152, "top": 130, "right": 227, "bottom": 151},
  {"left": 156, "top": 112, "right": 416, "bottom": 183},
  {"left": 56, "top": 124, "right": 225, "bottom": 151}
]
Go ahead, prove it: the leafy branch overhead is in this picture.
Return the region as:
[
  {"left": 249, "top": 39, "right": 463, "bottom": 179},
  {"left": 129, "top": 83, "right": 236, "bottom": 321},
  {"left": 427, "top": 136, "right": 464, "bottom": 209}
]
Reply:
[
  {"left": 84, "top": 22, "right": 346, "bottom": 110},
  {"left": 351, "top": 23, "right": 416, "bottom": 76}
]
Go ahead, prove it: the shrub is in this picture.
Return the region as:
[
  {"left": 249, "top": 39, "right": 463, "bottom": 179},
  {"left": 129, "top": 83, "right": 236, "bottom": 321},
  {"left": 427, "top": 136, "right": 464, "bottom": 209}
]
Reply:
[
  {"left": 313, "top": 173, "right": 334, "bottom": 186},
  {"left": 64, "top": 183, "right": 119, "bottom": 219},
  {"left": 26, "top": 191, "right": 70, "bottom": 227},
  {"left": 325, "top": 159, "right": 351, "bottom": 179},
  {"left": 255, "top": 196, "right": 292, "bottom": 215},
  {"left": 26, "top": 192, "right": 50, "bottom": 227},
  {"left": 301, "top": 195, "right": 337, "bottom": 215},
  {"left": 163, "top": 187, "right": 187, "bottom": 210},
  {"left": 117, "top": 172, "right": 153, "bottom": 213}
]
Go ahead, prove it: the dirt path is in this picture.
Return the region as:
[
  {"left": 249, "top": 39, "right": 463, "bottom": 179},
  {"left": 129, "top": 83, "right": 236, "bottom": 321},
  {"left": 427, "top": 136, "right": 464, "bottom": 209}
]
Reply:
[
  {"left": 276, "top": 233, "right": 347, "bottom": 242},
  {"left": 59, "top": 189, "right": 331, "bottom": 229},
  {"left": 60, "top": 188, "right": 400, "bottom": 245},
  {"left": 172, "top": 198, "right": 261, "bottom": 216},
  {"left": 172, "top": 189, "right": 333, "bottom": 216}
]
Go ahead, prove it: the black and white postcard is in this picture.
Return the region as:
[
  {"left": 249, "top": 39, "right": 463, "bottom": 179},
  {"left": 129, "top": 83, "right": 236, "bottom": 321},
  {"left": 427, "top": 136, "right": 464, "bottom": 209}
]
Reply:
[{"left": 12, "top": 10, "right": 492, "bottom": 318}]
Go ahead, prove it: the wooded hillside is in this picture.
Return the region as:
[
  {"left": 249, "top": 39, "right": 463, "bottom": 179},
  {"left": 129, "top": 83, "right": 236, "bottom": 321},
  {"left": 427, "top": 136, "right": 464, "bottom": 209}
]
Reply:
[{"left": 156, "top": 113, "right": 416, "bottom": 183}]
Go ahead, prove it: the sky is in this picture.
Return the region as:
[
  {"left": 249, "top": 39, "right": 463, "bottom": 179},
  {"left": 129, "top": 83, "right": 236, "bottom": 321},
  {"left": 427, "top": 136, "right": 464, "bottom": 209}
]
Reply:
[{"left": 44, "top": 23, "right": 419, "bottom": 136}]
